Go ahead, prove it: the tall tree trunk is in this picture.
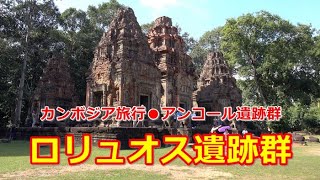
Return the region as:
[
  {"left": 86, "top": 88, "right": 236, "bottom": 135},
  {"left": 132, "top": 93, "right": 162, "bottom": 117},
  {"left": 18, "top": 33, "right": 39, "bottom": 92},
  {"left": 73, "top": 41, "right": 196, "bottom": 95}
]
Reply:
[
  {"left": 251, "top": 57, "right": 268, "bottom": 132},
  {"left": 252, "top": 66, "right": 267, "bottom": 106},
  {"left": 14, "top": 37, "right": 28, "bottom": 127},
  {"left": 14, "top": 0, "right": 30, "bottom": 127},
  {"left": 14, "top": 1, "right": 32, "bottom": 128}
]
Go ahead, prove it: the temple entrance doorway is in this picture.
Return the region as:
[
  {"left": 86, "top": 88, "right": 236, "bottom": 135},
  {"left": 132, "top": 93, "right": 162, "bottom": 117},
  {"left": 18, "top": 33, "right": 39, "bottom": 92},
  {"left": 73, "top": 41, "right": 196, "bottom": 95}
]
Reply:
[
  {"left": 139, "top": 95, "right": 150, "bottom": 110},
  {"left": 93, "top": 91, "right": 103, "bottom": 107}
]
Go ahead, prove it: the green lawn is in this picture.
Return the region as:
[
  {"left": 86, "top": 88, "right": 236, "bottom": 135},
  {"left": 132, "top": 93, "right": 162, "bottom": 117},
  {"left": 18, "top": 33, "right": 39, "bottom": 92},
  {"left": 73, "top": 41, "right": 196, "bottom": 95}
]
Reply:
[{"left": 0, "top": 141, "right": 320, "bottom": 179}]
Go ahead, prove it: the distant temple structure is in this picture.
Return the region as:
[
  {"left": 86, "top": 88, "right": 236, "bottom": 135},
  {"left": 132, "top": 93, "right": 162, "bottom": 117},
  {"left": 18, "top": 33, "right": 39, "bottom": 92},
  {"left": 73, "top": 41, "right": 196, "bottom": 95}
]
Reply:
[
  {"left": 32, "top": 53, "right": 77, "bottom": 126},
  {"left": 194, "top": 52, "right": 242, "bottom": 126},
  {"left": 86, "top": 8, "right": 197, "bottom": 127}
]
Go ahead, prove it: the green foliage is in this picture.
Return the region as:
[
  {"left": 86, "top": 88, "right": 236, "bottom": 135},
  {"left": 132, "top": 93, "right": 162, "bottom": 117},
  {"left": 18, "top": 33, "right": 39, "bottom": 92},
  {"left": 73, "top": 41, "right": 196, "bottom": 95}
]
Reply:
[
  {"left": 141, "top": 22, "right": 154, "bottom": 35},
  {"left": 173, "top": 23, "right": 197, "bottom": 53},
  {"left": 181, "top": 32, "right": 197, "bottom": 53},
  {"left": 221, "top": 11, "right": 320, "bottom": 106},
  {"left": 60, "top": 1, "right": 124, "bottom": 104},
  {"left": 0, "top": 39, "right": 20, "bottom": 127},
  {"left": 0, "top": 0, "right": 123, "bottom": 126},
  {"left": 303, "top": 102, "right": 320, "bottom": 133},
  {"left": 189, "top": 11, "right": 320, "bottom": 133},
  {"left": 87, "top": 0, "right": 124, "bottom": 31},
  {"left": 61, "top": 8, "right": 89, "bottom": 32},
  {"left": 0, "top": 0, "right": 61, "bottom": 126},
  {"left": 281, "top": 102, "right": 320, "bottom": 133},
  {"left": 189, "top": 27, "right": 222, "bottom": 75},
  {"left": 218, "top": 11, "right": 320, "bottom": 132}
]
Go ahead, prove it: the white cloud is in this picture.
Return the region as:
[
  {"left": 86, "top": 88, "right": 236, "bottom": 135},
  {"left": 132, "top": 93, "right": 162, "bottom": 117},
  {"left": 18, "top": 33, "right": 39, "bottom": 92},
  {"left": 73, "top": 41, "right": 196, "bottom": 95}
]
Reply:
[
  {"left": 139, "top": 0, "right": 209, "bottom": 20},
  {"left": 139, "top": 0, "right": 178, "bottom": 10}
]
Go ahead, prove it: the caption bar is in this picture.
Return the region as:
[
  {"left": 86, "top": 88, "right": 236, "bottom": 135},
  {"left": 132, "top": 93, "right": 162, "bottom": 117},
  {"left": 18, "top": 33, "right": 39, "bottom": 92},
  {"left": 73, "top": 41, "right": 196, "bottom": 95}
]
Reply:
[
  {"left": 30, "top": 134, "right": 292, "bottom": 166},
  {"left": 40, "top": 106, "right": 282, "bottom": 122}
]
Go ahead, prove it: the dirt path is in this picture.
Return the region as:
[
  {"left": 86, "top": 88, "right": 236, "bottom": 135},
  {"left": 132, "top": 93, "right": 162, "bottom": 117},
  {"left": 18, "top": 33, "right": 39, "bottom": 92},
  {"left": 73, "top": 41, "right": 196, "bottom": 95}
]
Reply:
[
  {"left": 0, "top": 164, "right": 233, "bottom": 179},
  {"left": 293, "top": 143, "right": 320, "bottom": 156}
]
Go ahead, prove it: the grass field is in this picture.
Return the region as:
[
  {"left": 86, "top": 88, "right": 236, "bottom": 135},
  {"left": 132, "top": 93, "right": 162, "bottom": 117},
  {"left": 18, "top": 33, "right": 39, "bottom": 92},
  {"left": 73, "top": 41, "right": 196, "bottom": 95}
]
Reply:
[{"left": 0, "top": 140, "right": 320, "bottom": 180}]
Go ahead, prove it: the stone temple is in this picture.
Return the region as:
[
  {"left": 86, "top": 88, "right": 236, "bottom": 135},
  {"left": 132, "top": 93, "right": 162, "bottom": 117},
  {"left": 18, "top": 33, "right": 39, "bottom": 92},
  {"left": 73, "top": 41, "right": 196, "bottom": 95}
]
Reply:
[
  {"left": 148, "top": 17, "right": 197, "bottom": 110},
  {"left": 85, "top": 7, "right": 163, "bottom": 112},
  {"left": 32, "top": 53, "right": 78, "bottom": 126},
  {"left": 194, "top": 52, "right": 242, "bottom": 128},
  {"left": 86, "top": 8, "right": 198, "bottom": 126},
  {"left": 33, "top": 7, "right": 242, "bottom": 130},
  {"left": 17, "top": 7, "right": 243, "bottom": 145}
]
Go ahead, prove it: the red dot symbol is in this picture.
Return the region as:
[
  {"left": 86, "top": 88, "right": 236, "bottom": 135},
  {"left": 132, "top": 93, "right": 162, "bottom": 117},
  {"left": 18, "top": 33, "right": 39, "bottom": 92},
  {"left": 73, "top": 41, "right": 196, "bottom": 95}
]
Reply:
[{"left": 148, "top": 109, "right": 159, "bottom": 120}]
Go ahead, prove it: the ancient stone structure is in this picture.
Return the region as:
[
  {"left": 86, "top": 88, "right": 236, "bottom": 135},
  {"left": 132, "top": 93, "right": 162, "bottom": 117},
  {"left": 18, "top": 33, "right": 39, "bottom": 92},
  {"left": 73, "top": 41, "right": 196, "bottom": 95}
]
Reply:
[
  {"left": 33, "top": 53, "right": 77, "bottom": 125},
  {"left": 86, "top": 7, "right": 241, "bottom": 130},
  {"left": 86, "top": 8, "right": 162, "bottom": 115},
  {"left": 148, "top": 16, "right": 197, "bottom": 110},
  {"left": 194, "top": 52, "right": 242, "bottom": 125},
  {"left": 86, "top": 8, "right": 196, "bottom": 127}
]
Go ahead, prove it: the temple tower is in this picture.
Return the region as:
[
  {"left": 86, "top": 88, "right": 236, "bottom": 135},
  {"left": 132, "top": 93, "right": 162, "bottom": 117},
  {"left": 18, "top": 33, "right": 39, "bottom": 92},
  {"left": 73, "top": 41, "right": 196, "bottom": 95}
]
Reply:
[
  {"left": 86, "top": 8, "right": 162, "bottom": 114},
  {"left": 195, "top": 52, "right": 242, "bottom": 125},
  {"left": 33, "top": 53, "right": 77, "bottom": 126},
  {"left": 148, "top": 16, "right": 197, "bottom": 110}
]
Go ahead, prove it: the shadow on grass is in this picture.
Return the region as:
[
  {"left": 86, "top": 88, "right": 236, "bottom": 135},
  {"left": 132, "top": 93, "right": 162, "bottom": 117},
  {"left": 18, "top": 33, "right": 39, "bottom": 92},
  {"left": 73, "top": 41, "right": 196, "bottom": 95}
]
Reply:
[
  {"left": 0, "top": 141, "right": 31, "bottom": 157},
  {"left": 0, "top": 140, "right": 68, "bottom": 157}
]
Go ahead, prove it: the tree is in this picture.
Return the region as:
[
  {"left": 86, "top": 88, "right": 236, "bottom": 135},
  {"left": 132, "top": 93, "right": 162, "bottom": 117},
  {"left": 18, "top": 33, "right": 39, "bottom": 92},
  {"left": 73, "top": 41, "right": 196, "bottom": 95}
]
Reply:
[
  {"left": 171, "top": 23, "right": 197, "bottom": 54},
  {"left": 0, "top": 38, "right": 20, "bottom": 127},
  {"left": 220, "top": 11, "right": 320, "bottom": 131},
  {"left": 181, "top": 32, "right": 196, "bottom": 53},
  {"left": 60, "top": 8, "right": 89, "bottom": 32},
  {"left": 1, "top": 0, "right": 60, "bottom": 127},
  {"left": 311, "top": 33, "right": 320, "bottom": 89},
  {"left": 87, "top": 0, "right": 123, "bottom": 31},
  {"left": 0, "top": 0, "right": 124, "bottom": 127},
  {"left": 189, "top": 27, "right": 222, "bottom": 75},
  {"left": 60, "top": 2, "right": 123, "bottom": 104},
  {"left": 141, "top": 22, "right": 154, "bottom": 35}
]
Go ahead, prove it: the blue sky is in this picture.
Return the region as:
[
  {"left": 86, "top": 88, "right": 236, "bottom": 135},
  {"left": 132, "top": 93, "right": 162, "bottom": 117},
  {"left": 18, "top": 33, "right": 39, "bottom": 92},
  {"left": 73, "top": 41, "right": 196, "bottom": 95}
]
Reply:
[{"left": 55, "top": 0, "right": 320, "bottom": 39}]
